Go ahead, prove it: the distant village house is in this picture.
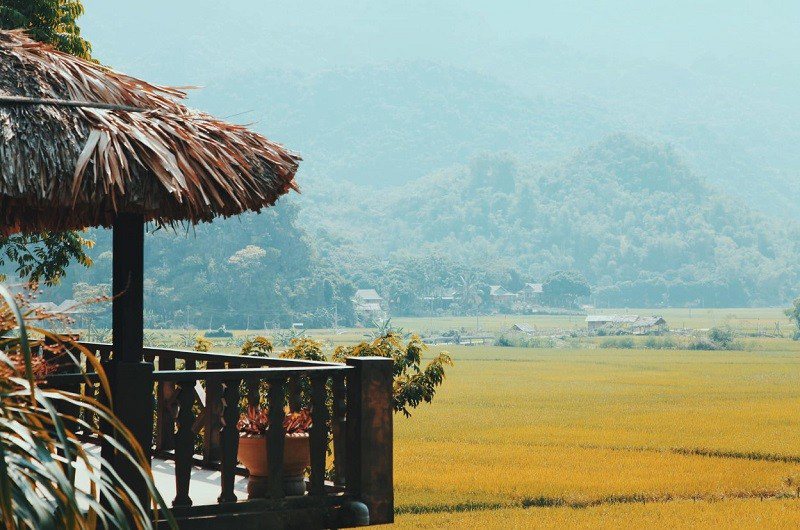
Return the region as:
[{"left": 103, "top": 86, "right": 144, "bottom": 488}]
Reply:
[
  {"left": 510, "top": 323, "right": 536, "bottom": 334},
  {"left": 489, "top": 285, "right": 518, "bottom": 305},
  {"left": 586, "top": 315, "right": 667, "bottom": 333},
  {"left": 353, "top": 288, "right": 387, "bottom": 321},
  {"left": 422, "top": 290, "right": 458, "bottom": 311},
  {"left": 518, "top": 283, "right": 543, "bottom": 303}
]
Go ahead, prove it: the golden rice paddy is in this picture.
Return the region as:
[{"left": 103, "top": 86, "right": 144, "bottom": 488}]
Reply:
[{"left": 393, "top": 342, "right": 800, "bottom": 528}]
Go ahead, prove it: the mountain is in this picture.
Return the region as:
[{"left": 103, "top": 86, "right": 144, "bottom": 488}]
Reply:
[
  {"left": 189, "top": 60, "right": 800, "bottom": 218},
  {"left": 79, "top": 1, "right": 800, "bottom": 217},
  {"left": 189, "top": 62, "right": 616, "bottom": 187},
  {"left": 299, "top": 134, "right": 800, "bottom": 307},
  {"left": 24, "top": 134, "right": 799, "bottom": 325}
]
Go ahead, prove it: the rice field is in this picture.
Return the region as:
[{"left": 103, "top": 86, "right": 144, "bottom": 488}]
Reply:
[
  {"left": 393, "top": 307, "right": 788, "bottom": 334},
  {"left": 392, "top": 342, "right": 800, "bottom": 528},
  {"left": 130, "top": 309, "right": 800, "bottom": 526}
]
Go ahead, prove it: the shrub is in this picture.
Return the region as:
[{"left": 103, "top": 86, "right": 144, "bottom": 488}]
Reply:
[
  {"left": 495, "top": 335, "right": 556, "bottom": 348},
  {"left": 688, "top": 338, "right": 718, "bottom": 350},
  {"left": 494, "top": 335, "right": 514, "bottom": 347},
  {"left": 643, "top": 337, "right": 677, "bottom": 350},
  {"left": 241, "top": 336, "right": 274, "bottom": 356},
  {"left": 709, "top": 326, "right": 735, "bottom": 348},
  {"left": 600, "top": 337, "right": 634, "bottom": 349},
  {"left": 333, "top": 333, "right": 453, "bottom": 417},
  {"left": 524, "top": 337, "right": 556, "bottom": 348}
]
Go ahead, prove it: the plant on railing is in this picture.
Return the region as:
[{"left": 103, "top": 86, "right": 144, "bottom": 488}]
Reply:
[
  {"left": 0, "top": 285, "right": 176, "bottom": 530},
  {"left": 278, "top": 337, "right": 327, "bottom": 362},
  {"left": 333, "top": 333, "right": 452, "bottom": 417},
  {"left": 193, "top": 336, "right": 212, "bottom": 352},
  {"left": 240, "top": 336, "right": 274, "bottom": 357}
]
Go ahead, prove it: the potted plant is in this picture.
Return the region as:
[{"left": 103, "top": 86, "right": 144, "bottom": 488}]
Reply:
[{"left": 237, "top": 406, "right": 312, "bottom": 497}]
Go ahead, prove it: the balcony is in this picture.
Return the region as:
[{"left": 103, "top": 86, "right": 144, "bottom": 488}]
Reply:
[{"left": 48, "top": 343, "right": 394, "bottom": 529}]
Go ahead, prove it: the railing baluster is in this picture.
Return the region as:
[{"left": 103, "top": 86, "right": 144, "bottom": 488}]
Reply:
[
  {"left": 203, "top": 361, "right": 224, "bottom": 465},
  {"left": 218, "top": 379, "right": 240, "bottom": 503},
  {"left": 331, "top": 373, "right": 347, "bottom": 487},
  {"left": 247, "top": 376, "right": 260, "bottom": 410},
  {"left": 156, "top": 355, "right": 177, "bottom": 452},
  {"left": 309, "top": 375, "right": 329, "bottom": 496},
  {"left": 267, "top": 378, "right": 287, "bottom": 499},
  {"left": 87, "top": 346, "right": 104, "bottom": 433},
  {"left": 173, "top": 380, "right": 196, "bottom": 508},
  {"left": 288, "top": 377, "right": 302, "bottom": 412}
]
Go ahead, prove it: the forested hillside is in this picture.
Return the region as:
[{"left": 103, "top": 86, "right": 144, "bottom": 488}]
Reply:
[
  {"left": 35, "top": 134, "right": 799, "bottom": 327},
  {"left": 301, "top": 134, "right": 800, "bottom": 308},
  {"left": 43, "top": 203, "right": 357, "bottom": 329}
]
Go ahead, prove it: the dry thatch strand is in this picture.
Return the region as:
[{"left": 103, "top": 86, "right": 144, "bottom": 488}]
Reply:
[{"left": 0, "top": 30, "right": 300, "bottom": 235}]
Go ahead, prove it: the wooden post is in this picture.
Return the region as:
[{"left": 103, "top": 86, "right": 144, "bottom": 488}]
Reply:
[
  {"left": 107, "top": 213, "right": 154, "bottom": 507},
  {"left": 100, "top": 360, "right": 154, "bottom": 508},
  {"left": 346, "top": 357, "right": 393, "bottom": 524},
  {"left": 112, "top": 212, "right": 144, "bottom": 363},
  {"left": 267, "top": 379, "right": 287, "bottom": 499},
  {"left": 331, "top": 373, "right": 347, "bottom": 487},
  {"left": 218, "top": 380, "right": 240, "bottom": 503},
  {"left": 173, "top": 381, "right": 196, "bottom": 508},
  {"left": 309, "top": 375, "right": 329, "bottom": 496}
]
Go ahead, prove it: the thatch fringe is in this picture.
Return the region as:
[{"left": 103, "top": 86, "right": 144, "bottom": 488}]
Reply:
[{"left": 0, "top": 30, "right": 300, "bottom": 235}]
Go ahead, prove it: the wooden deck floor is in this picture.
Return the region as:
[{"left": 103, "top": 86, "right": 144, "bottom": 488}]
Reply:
[{"left": 76, "top": 445, "right": 249, "bottom": 508}]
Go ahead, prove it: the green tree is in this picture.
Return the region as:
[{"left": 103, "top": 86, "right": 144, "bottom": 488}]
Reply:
[
  {"left": 0, "top": 0, "right": 92, "bottom": 58},
  {"left": 542, "top": 270, "right": 591, "bottom": 308},
  {"left": 0, "top": 232, "right": 93, "bottom": 286},
  {"left": 333, "top": 333, "right": 452, "bottom": 417},
  {"left": 0, "top": 0, "right": 94, "bottom": 285},
  {"left": 452, "top": 272, "right": 485, "bottom": 315},
  {"left": 785, "top": 297, "right": 800, "bottom": 340}
]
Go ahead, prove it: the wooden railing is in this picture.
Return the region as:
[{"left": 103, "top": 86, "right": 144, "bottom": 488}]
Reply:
[{"left": 49, "top": 342, "right": 393, "bottom": 528}]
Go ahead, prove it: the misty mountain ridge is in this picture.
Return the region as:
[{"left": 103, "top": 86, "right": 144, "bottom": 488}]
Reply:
[
  {"left": 300, "top": 134, "right": 799, "bottom": 306},
  {"left": 190, "top": 62, "right": 616, "bottom": 187},
  {"left": 189, "top": 60, "right": 799, "bottom": 218}
]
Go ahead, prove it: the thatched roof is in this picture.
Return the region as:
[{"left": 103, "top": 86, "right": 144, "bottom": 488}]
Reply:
[{"left": 0, "top": 30, "right": 300, "bottom": 235}]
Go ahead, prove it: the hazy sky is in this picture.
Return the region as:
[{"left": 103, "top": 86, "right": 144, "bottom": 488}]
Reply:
[
  {"left": 81, "top": 1, "right": 799, "bottom": 84},
  {"left": 77, "top": 0, "right": 800, "bottom": 201}
]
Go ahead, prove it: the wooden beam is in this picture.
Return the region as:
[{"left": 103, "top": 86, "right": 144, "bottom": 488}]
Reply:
[{"left": 0, "top": 95, "right": 146, "bottom": 113}]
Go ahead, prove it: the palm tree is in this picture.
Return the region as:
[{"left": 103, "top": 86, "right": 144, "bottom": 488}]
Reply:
[{"left": 452, "top": 273, "right": 484, "bottom": 317}]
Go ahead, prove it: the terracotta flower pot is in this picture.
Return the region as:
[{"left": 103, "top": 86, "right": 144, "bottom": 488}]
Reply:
[{"left": 238, "top": 433, "right": 310, "bottom": 497}]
